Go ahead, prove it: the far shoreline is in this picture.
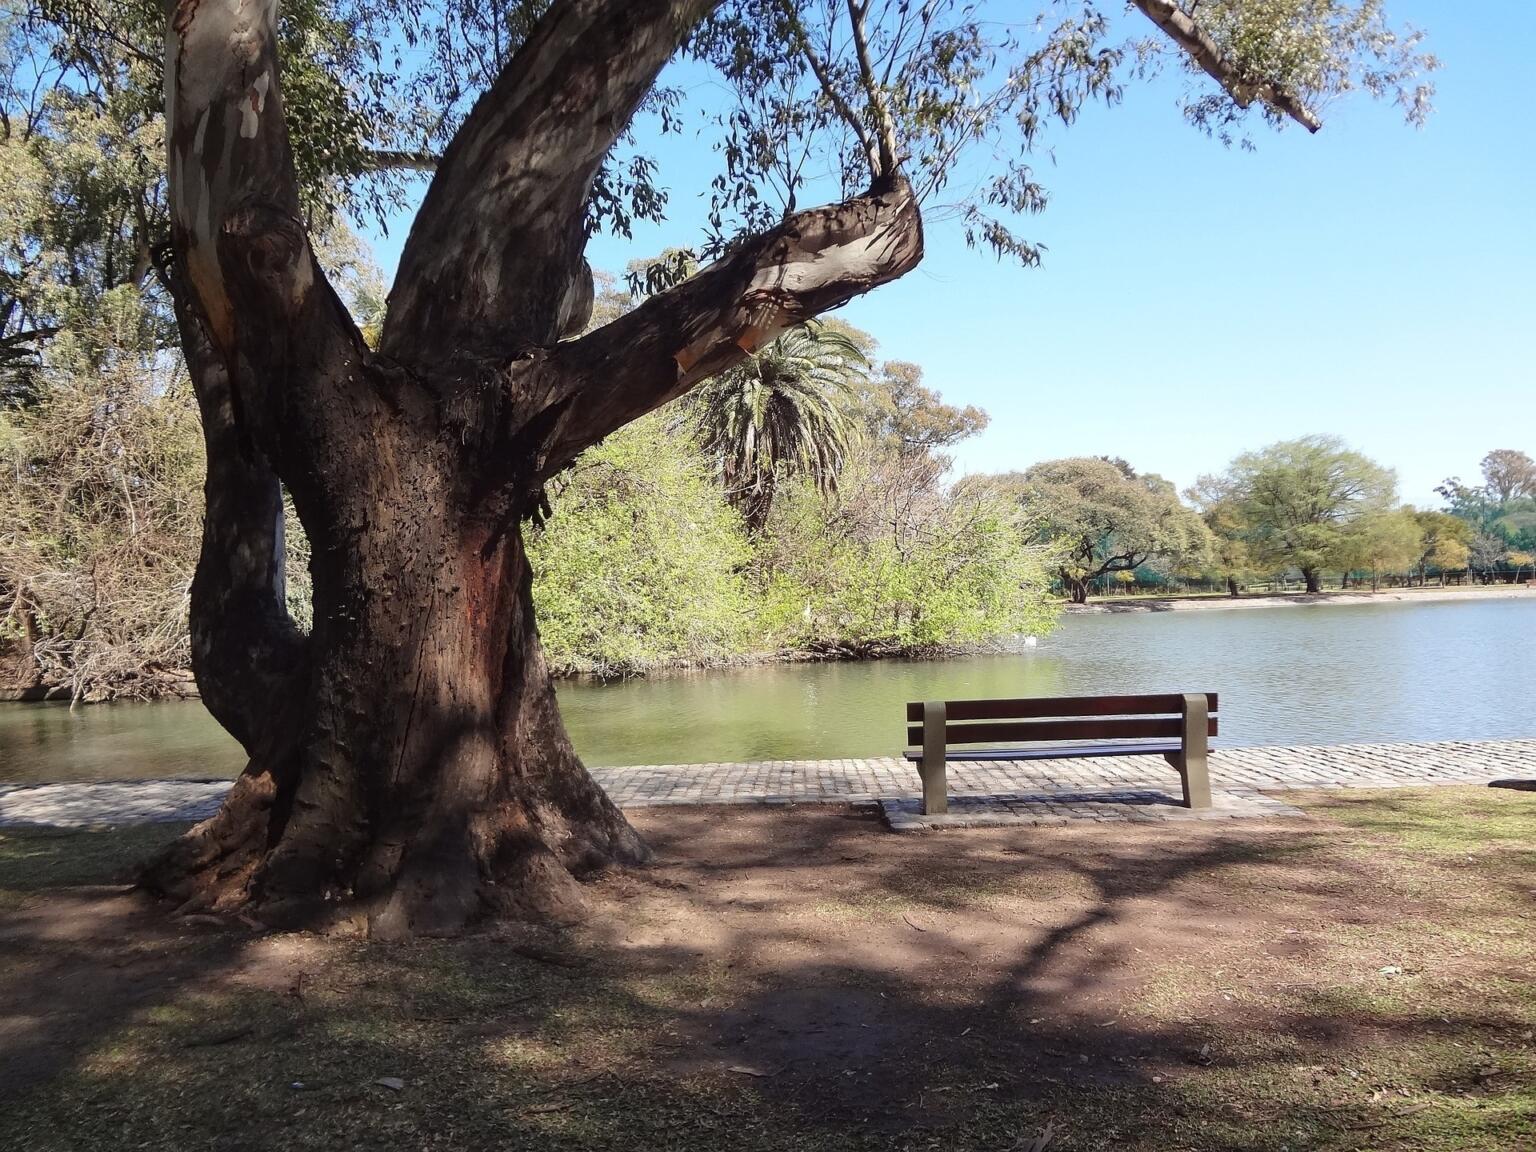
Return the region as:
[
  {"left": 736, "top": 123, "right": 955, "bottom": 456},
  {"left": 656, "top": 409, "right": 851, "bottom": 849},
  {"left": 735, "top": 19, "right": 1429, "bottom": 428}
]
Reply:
[{"left": 1066, "top": 584, "right": 1534, "bottom": 614}]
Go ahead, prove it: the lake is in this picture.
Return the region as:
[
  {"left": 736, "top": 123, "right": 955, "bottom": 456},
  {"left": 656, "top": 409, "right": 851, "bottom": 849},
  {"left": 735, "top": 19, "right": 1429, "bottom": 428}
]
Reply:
[{"left": 1, "top": 596, "right": 1532, "bottom": 784}]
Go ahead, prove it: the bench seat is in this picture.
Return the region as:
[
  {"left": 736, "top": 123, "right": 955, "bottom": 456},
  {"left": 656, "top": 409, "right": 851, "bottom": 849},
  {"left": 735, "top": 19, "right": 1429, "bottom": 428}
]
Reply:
[{"left": 904, "top": 741, "right": 1185, "bottom": 763}]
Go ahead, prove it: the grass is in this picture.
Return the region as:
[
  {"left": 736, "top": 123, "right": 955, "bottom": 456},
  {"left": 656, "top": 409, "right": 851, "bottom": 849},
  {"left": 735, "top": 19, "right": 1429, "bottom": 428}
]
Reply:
[
  {"left": 0, "top": 822, "right": 186, "bottom": 908},
  {"left": 1, "top": 789, "right": 1533, "bottom": 1151}
]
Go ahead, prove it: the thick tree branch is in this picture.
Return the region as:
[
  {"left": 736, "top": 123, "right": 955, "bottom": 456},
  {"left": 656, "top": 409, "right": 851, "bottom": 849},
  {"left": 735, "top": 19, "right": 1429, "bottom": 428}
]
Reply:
[
  {"left": 158, "top": 253, "right": 308, "bottom": 756},
  {"left": 166, "top": 0, "right": 368, "bottom": 468},
  {"left": 539, "top": 177, "right": 924, "bottom": 473},
  {"left": 166, "top": 0, "right": 310, "bottom": 357},
  {"left": 381, "top": 0, "right": 721, "bottom": 364},
  {"left": 1131, "top": 0, "right": 1323, "bottom": 132}
]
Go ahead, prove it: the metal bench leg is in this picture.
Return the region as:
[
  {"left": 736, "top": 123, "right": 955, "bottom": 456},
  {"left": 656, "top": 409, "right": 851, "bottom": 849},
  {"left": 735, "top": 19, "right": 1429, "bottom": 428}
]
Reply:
[
  {"left": 1180, "top": 693, "right": 1212, "bottom": 809},
  {"left": 921, "top": 700, "right": 948, "bottom": 815}
]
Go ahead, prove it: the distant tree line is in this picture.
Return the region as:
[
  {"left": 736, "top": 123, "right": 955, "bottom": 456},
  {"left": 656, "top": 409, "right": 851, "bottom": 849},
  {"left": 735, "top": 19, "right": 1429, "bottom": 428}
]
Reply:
[{"left": 993, "top": 437, "right": 1534, "bottom": 603}]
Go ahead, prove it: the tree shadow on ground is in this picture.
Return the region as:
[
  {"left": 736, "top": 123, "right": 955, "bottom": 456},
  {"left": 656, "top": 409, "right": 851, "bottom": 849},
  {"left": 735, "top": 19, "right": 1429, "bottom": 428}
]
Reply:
[{"left": 1, "top": 796, "right": 1533, "bottom": 1150}]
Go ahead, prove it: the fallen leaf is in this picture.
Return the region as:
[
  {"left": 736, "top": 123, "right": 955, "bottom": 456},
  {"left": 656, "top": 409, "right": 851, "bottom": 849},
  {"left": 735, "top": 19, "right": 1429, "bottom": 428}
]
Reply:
[
  {"left": 374, "top": 1077, "right": 405, "bottom": 1091},
  {"left": 728, "top": 1065, "right": 774, "bottom": 1078}
]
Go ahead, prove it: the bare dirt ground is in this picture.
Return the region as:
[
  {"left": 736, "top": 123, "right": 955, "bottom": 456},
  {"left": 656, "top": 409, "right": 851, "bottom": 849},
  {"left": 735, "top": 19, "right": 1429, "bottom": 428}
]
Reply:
[{"left": 1, "top": 788, "right": 1532, "bottom": 1151}]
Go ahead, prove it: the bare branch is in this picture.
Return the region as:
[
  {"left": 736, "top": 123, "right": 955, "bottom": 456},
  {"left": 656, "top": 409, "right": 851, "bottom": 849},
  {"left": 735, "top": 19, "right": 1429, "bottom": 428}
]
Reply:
[
  {"left": 165, "top": 0, "right": 369, "bottom": 491},
  {"left": 785, "top": 5, "right": 880, "bottom": 180},
  {"left": 164, "top": 0, "right": 351, "bottom": 359},
  {"left": 1131, "top": 0, "right": 1323, "bottom": 132},
  {"left": 844, "top": 0, "right": 900, "bottom": 178}
]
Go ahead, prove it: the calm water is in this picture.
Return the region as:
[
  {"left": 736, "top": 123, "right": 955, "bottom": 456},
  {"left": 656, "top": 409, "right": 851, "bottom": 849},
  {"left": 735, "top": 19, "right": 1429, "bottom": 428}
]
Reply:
[{"left": 1, "top": 598, "right": 1532, "bottom": 784}]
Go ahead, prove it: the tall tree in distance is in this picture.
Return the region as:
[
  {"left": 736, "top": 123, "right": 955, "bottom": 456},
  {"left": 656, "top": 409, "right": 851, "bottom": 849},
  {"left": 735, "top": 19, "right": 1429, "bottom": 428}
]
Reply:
[
  {"left": 689, "top": 322, "right": 865, "bottom": 534},
  {"left": 1185, "top": 473, "right": 1253, "bottom": 596},
  {"left": 860, "top": 360, "right": 988, "bottom": 457},
  {"left": 1411, "top": 509, "right": 1472, "bottom": 586},
  {"left": 142, "top": 0, "right": 1437, "bottom": 933},
  {"left": 1341, "top": 509, "right": 1422, "bottom": 592},
  {"left": 1480, "top": 450, "right": 1536, "bottom": 504},
  {"left": 995, "top": 457, "right": 1212, "bottom": 603},
  {"left": 1199, "top": 435, "right": 1397, "bottom": 593}
]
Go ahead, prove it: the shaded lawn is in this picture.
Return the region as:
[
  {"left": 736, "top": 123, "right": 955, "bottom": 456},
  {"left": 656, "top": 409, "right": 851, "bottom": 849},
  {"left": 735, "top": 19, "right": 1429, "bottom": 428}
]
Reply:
[{"left": 0, "top": 786, "right": 1532, "bottom": 1151}]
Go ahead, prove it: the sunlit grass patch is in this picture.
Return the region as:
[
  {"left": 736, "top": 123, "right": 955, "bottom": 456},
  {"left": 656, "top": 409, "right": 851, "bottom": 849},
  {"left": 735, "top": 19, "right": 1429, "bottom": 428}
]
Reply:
[
  {"left": 0, "top": 823, "right": 186, "bottom": 896},
  {"left": 1303, "top": 786, "right": 1536, "bottom": 860}
]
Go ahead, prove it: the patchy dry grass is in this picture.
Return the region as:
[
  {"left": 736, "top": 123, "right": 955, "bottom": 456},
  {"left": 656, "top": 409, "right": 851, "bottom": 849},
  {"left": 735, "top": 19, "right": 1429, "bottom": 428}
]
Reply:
[
  {"left": 0, "top": 822, "right": 186, "bottom": 898},
  {"left": 1, "top": 787, "right": 1532, "bottom": 1151}
]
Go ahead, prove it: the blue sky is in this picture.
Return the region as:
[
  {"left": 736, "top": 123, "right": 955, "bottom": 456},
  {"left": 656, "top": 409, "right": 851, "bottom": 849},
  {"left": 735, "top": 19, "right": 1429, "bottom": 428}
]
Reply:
[{"left": 362, "top": 1, "right": 1535, "bottom": 507}]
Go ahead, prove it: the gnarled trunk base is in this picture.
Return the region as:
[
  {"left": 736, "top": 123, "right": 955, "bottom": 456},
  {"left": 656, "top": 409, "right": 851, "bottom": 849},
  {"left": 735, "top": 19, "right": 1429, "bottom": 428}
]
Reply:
[
  {"left": 141, "top": 735, "right": 645, "bottom": 936},
  {"left": 142, "top": 522, "right": 649, "bottom": 938}
]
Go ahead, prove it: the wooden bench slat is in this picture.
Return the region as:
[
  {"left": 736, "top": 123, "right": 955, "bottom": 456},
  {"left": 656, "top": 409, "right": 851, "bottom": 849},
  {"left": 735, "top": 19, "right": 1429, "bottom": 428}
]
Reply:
[
  {"left": 905, "top": 716, "right": 1219, "bottom": 746},
  {"left": 903, "top": 692, "right": 1217, "bottom": 723},
  {"left": 904, "top": 741, "right": 1183, "bottom": 762}
]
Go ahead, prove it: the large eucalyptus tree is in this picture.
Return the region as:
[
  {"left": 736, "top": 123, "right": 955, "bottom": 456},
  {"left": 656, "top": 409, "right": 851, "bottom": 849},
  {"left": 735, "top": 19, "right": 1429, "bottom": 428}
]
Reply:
[{"left": 145, "top": 0, "right": 1435, "bottom": 934}]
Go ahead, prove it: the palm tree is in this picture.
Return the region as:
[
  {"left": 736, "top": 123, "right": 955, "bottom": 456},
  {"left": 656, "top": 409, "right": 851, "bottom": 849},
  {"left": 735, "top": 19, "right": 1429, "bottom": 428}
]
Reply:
[{"left": 689, "top": 322, "right": 865, "bottom": 534}]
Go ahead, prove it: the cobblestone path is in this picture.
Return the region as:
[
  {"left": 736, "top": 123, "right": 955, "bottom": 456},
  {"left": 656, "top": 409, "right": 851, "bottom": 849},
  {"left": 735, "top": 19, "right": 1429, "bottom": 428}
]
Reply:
[{"left": 2, "top": 739, "right": 1529, "bottom": 829}]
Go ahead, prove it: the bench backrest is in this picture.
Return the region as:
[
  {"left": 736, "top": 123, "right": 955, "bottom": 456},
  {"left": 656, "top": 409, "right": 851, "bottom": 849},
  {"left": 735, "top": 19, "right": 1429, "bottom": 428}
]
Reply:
[{"left": 904, "top": 692, "right": 1218, "bottom": 748}]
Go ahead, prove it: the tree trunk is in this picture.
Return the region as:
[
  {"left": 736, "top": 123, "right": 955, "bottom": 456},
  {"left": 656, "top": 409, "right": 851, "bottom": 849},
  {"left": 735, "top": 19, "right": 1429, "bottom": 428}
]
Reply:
[
  {"left": 738, "top": 484, "right": 775, "bottom": 537},
  {"left": 1226, "top": 575, "right": 1240, "bottom": 597},
  {"left": 145, "top": 494, "right": 646, "bottom": 935},
  {"left": 1303, "top": 568, "right": 1322, "bottom": 594},
  {"left": 1063, "top": 574, "right": 1091, "bottom": 604}
]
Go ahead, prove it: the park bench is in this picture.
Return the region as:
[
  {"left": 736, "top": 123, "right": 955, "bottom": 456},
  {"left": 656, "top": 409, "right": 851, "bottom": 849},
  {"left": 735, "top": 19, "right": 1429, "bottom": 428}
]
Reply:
[{"left": 903, "top": 693, "right": 1217, "bottom": 816}]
